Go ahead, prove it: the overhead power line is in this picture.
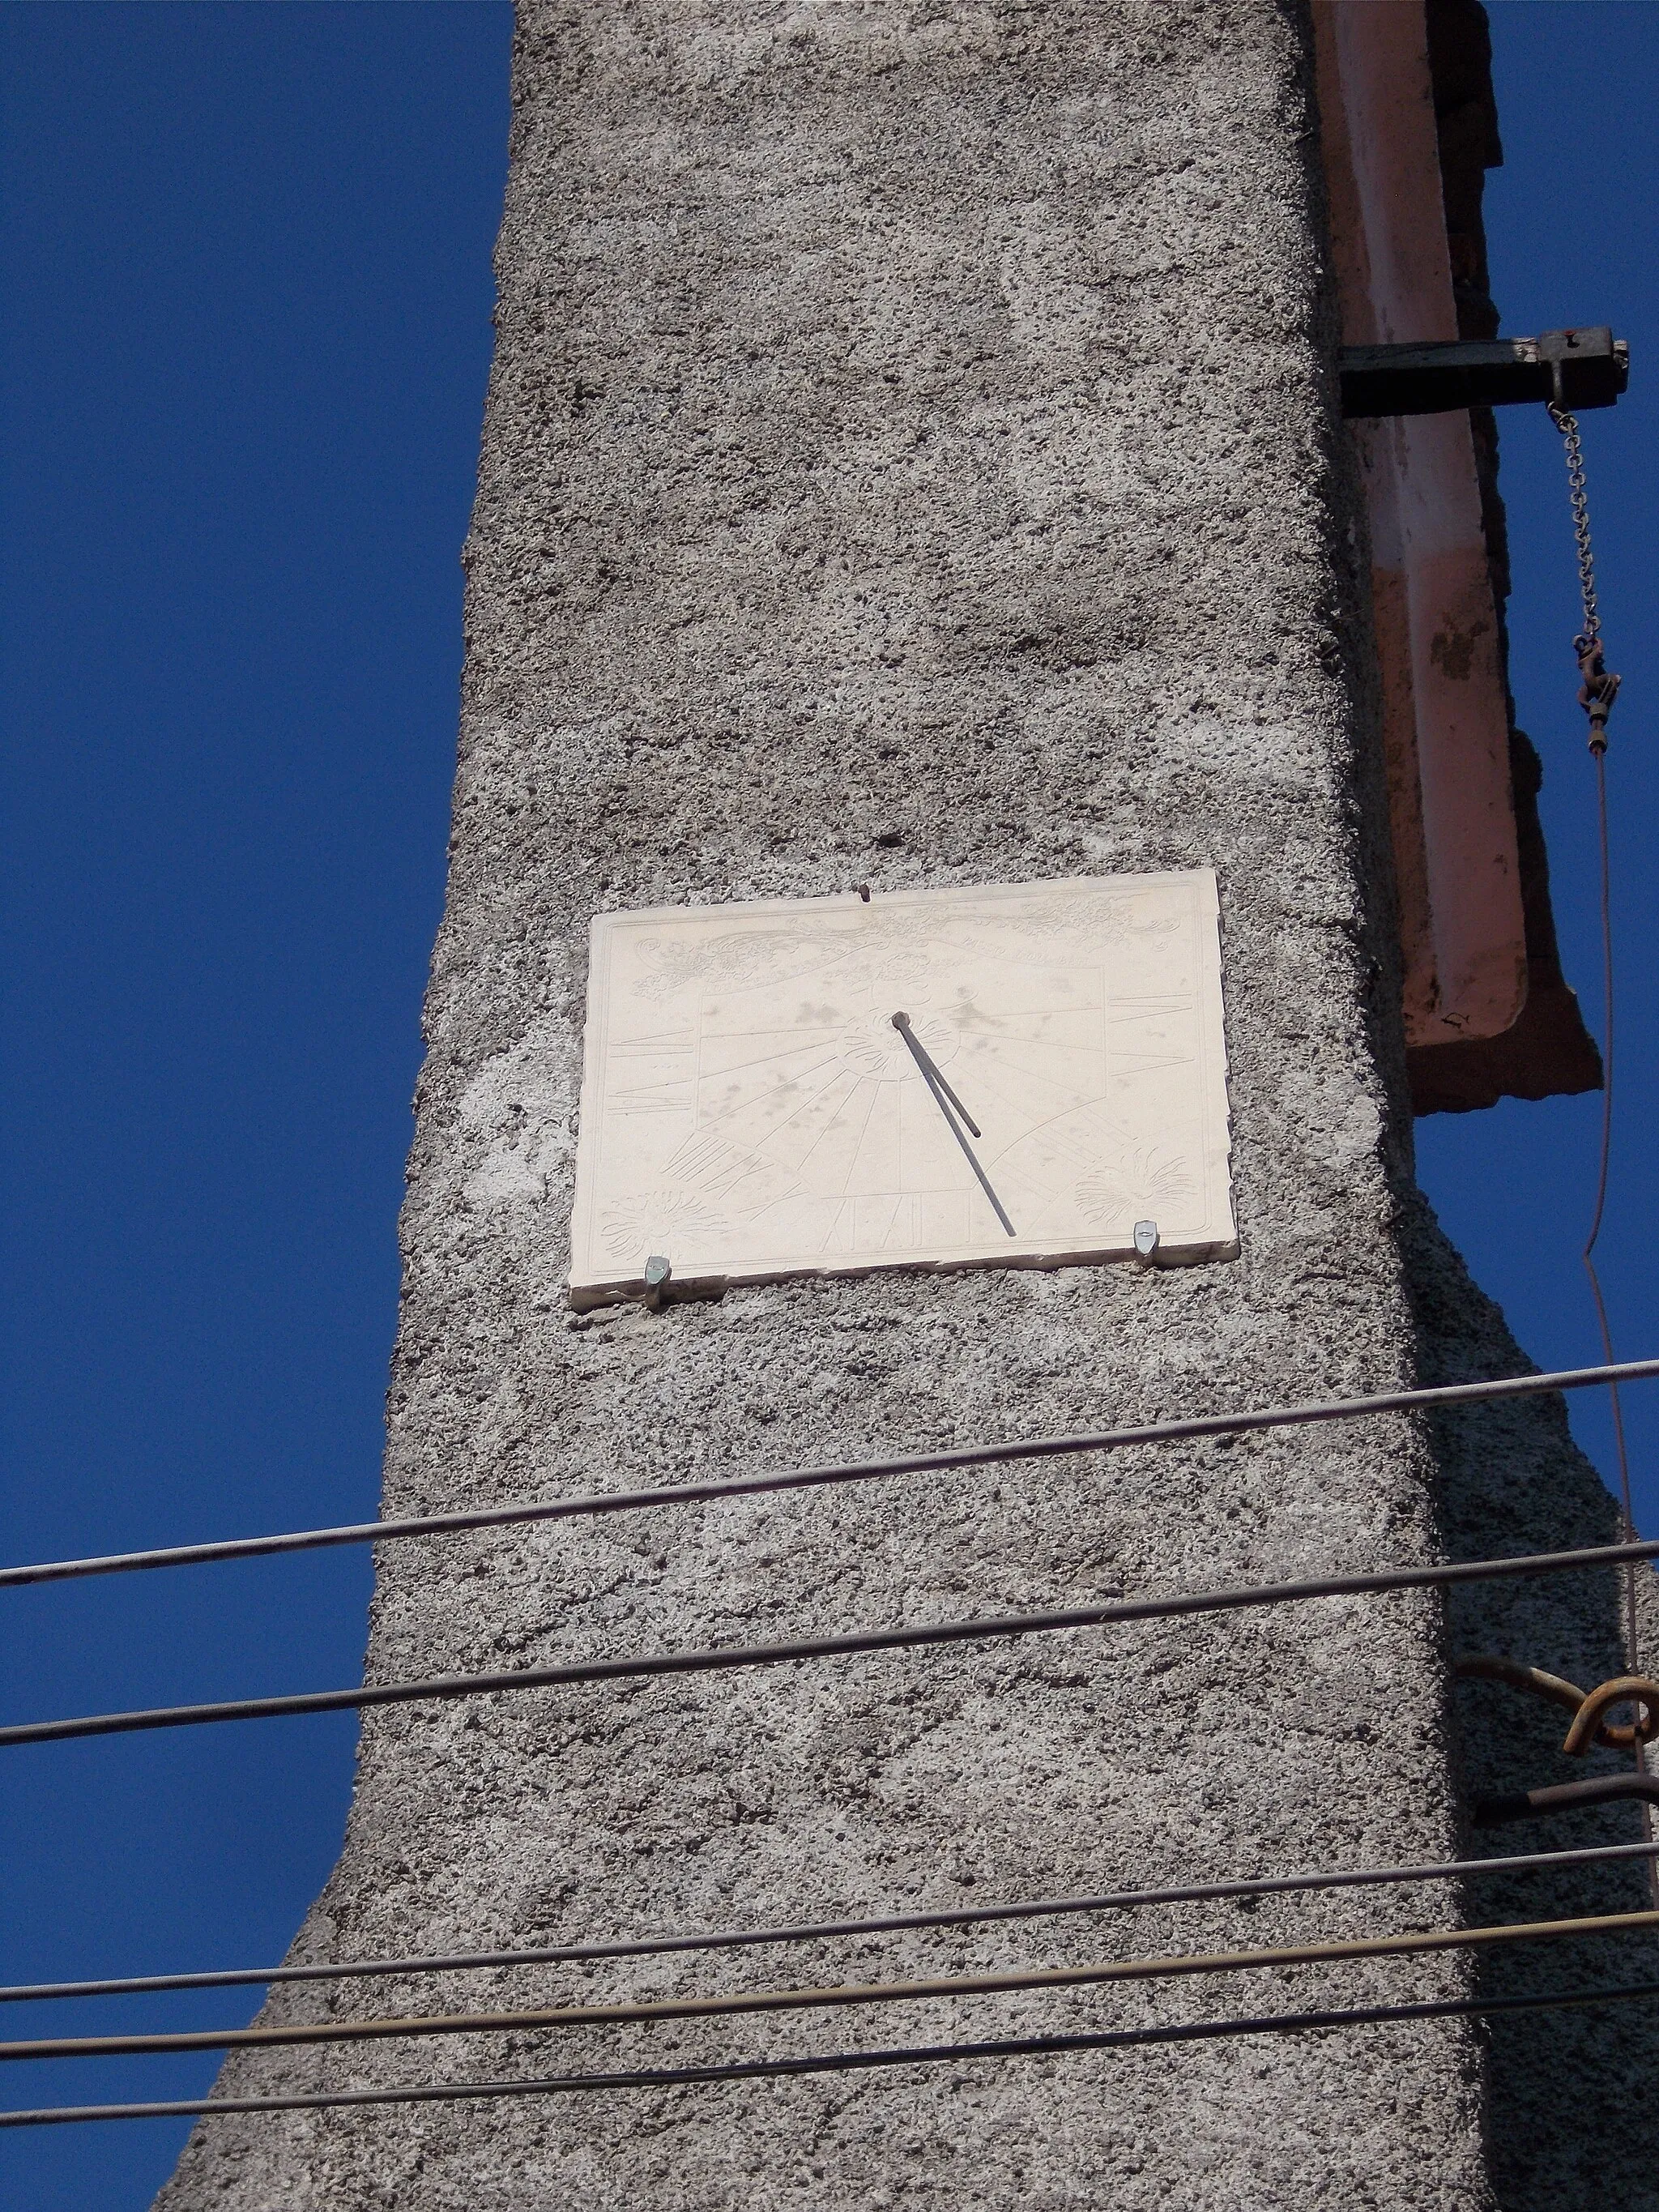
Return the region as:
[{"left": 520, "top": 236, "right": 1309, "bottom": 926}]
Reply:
[
  {"left": 4, "top": 1356, "right": 1655, "bottom": 1592},
  {"left": 11, "top": 1836, "right": 1654, "bottom": 2008},
  {"left": 6, "top": 1980, "right": 1659, "bottom": 2129},
  {"left": 5, "top": 1531, "right": 1658, "bottom": 1750},
  {"left": 8, "top": 1905, "right": 1658, "bottom": 2064}
]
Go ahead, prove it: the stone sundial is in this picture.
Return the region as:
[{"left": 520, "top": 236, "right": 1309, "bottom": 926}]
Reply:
[{"left": 569, "top": 870, "right": 1235, "bottom": 1305}]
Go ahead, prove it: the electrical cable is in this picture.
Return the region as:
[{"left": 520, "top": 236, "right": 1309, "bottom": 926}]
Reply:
[
  {"left": 4, "top": 1356, "right": 1656, "bottom": 1593},
  {"left": 6, "top": 1905, "right": 1658, "bottom": 2064},
  {"left": 6, "top": 1530, "right": 1659, "bottom": 1750},
  {"left": 1548, "top": 400, "right": 1653, "bottom": 1904},
  {"left": 1584, "top": 752, "right": 1636, "bottom": 1596},
  {"left": 1587, "top": 744, "right": 1654, "bottom": 1886},
  {"left": 6, "top": 1978, "right": 1659, "bottom": 2130},
  {"left": 10, "top": 1836, "right": 1655, "bottom": 2008}
]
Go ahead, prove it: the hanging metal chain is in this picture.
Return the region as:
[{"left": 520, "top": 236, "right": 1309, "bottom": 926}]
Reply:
[{"left": 1548, "top": 403, "right": 1621, "bottom": 751}]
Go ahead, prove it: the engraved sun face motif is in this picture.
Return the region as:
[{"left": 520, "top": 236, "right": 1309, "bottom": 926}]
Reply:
[
  {"left": 1074, "top": 1143, "right": 1195, "bottom": 1230},
  {"left": 570, "top": 874, "right": 1233, "bottom": 1302},
  {"left": 598, "top": 1189, "right": 729, "bottom": 1262},
  {"left": 837, "top": 1006, "right": 959, "bottom": 1083}
]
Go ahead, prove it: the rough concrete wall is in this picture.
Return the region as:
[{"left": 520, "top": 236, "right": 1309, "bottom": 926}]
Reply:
[
  {"left": 1406, "top": 1201, "right": 1659, "bottom": 2210},
  {"left": 156, "top": 4, "right": 1652, "bottom": 2208}
]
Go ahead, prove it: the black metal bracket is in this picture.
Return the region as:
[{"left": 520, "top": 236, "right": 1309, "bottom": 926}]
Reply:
[{"left": 1341, "top": 328, "right": 1628, "bottom": 419}]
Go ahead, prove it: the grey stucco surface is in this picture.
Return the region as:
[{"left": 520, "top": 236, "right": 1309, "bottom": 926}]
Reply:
[{"left": 156, "top": 3, "right": 1656, "bottom": 2206}]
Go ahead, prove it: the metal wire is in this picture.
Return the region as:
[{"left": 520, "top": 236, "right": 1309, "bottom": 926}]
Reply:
[
  {"left": 1588, "top": 741, "right": 1657, "bottom": 1907},
  {"left": 1549, "top": 402, "right": 1651, "bottom": 1900},
  {"left": 12, "top": 1837, "right": 1657, "bottom": 2008},
  {"left": 8, "top": 1905, "right": 1659, "bottom": 2066},
  {"left": 5, "top": 1356, "right": 1657, "bottom": 1592},
  {"left": 1584, "top": 753, "right": 1636, "bottom": 1599},
  {"left": 6, "top": 1530, "right": 1659, "bottom": 1750},
  {"left": 1551, "top": 403, "right": 1634, "bottom": 1605},
  {"left": 7, "top": 1979, "right": 1659, "bottom": 2130}
]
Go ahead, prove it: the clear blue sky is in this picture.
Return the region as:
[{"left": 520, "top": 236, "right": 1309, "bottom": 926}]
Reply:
[{"left": 1, "top": 6, "right": 1654, "bottom": 2206}]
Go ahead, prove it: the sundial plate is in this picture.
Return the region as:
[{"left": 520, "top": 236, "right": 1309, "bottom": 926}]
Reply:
[{"left": 568, "top": 871, "right": 1235, "bottom": 1306}]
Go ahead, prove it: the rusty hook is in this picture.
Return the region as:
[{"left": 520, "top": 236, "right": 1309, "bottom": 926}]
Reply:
[
  {"left": 1455, "top": 1655, "right": 1659, "bottom": 1754},
  {"left": 1563, "top": 1676, "right": 1659, "bottom": 1758}
]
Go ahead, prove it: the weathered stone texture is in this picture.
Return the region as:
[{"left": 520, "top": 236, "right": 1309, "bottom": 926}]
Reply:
[{"left": 156, "top": 5, "right": 1655, "bottom": 2207}]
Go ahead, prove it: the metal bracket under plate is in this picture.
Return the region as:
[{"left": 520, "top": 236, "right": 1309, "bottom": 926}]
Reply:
[{"left": 1340, "top": 328, "right": 1627, "bottom": 418}]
